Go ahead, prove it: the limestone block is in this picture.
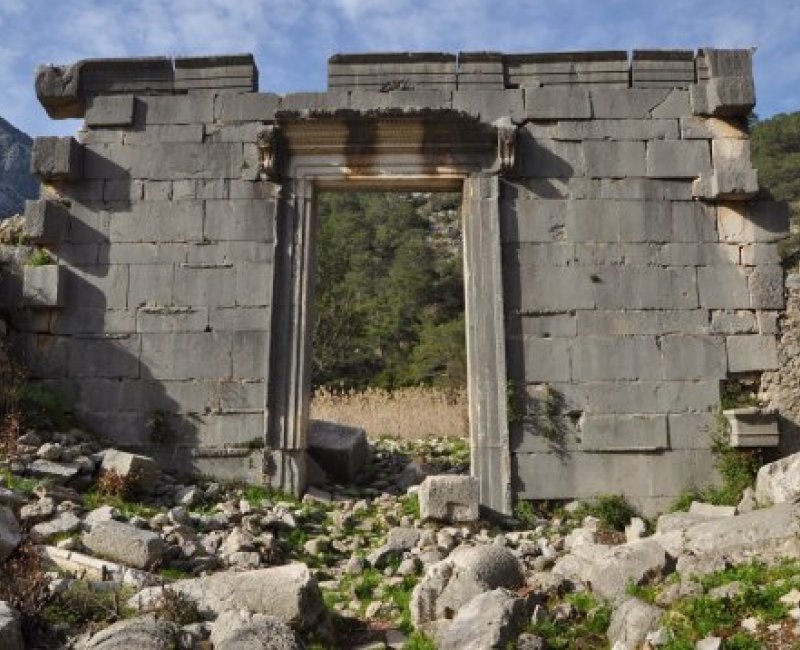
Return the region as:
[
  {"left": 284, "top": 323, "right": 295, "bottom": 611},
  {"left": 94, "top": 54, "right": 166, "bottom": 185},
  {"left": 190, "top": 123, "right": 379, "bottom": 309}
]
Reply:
[
  {"left": 749, "top": 265, "right": 784, "bottom": 309},
  {"left": 308, "top": 420, "right": 368, "bottom": 484},
  {"left": 571, "top": 337, "right": 662, "bottom": 381},
  {"left": 209, "top": 611, "right": 302, "bottom": 650},
  {"left": 667, "top": 413, "right": 715, "bottom": 449},
  {"left": 438, "top": 588, "right": 525, "bottom": 650},
  {"left": 697, "top": 266, "right": 750, "bottom": 309},
  {"left": 204, "top": 200, "right": 275, "bottom": 241},
  {"left": 592, "top": 267, "right": 698, "bottom": 310},
  {"left": 584, "top": 141, "right": 646, "bottom": 178},
  {"left": 78, "top": 614, "right": 178, "bottom": 649},
  {"left": 279, "top": 91, "right": 349, "bottom": 112},
  {"left": 717, "top": 202, "right": 790, "bottom": 244},
  {"left": 173, "top": 265, "right": 236, "bottom": 307},
  {"left": 506, "top": 266, "right": 595, "bottom": 312},
  {"left": 693, "top": 49, "right": 755, "bottom": 117},
  {"left": 514, "top": 336, "right": 570, "bottom": 383},
  {"left": 525, "top": 87, "right": 591, "bottom": 119},
  {"left": 30, "top": 136, "right": 83, "bottom": 181},
  {"left": 129, "top": 565, "right": 325, "bottom": 629},
  {"left": 82, "top": 520, "right": 165, "bottom": 569},
  {"left": 23, "top": 264, "right": 64, "bottom": 308},
  {"left": 741, "top": 244, "right": 780, "bottom": 266},
  {"left": 23, "top": 200, "right": 68, "bottom": 244},
  {"left": 726, "top": 335, "right": 779, "bottom": 372},
  {"left": 724, "top": 408, "right": 779, "bottom": 449},
  {"left": 452, "top": 89, "right": 524, "bottom": 122},
  {"left": 232, "top": 331, "right": 268, "bottom": 379},
  {"left": 215, "top": 92, "right": 280, "bottom": 122},
  {"left": 124, "top": 124, "right": 204, "bottom": 145},
  {"left": 136, "top": 95, "right": 214, "bottom": 125},
  {"left": 516, "top": 133, "right": 584, "bottom": 177},
  {"left": 680, "top": 117, "right": 747, "bottom": 140},
  {"left": 419, "top": 476, "right": 479, "bottom": 522},
  {"left": 140, "top": 331, "right": 232, "bottom": 380},
  {"left": 109, "top": 200, "right": 204, "bottom": 243},
  {"left": 581, "top": 415, "right": 668, "bottom": 451},
  {"left": 646, "top": 140, "right": 710, "bottom": 178},
  {"left": 100, "top": 449, "right": 160, "bottom": 490},
  {"left": 67, "top": 337, "right": 141, "bottom": 379},
  {"left": 660, "top": 335, "right": 727, "bottom": 380},
  {"left": 672, "top": 201, "right": 718, "bottom": 242},
  {"left": 85, "top": 95, "right": 135, "bottom": 127},
  {"left": 590, "top": 88, "right": 671, "bottom": 118},
  {"left": 710, "top": 310, "right": 756, "bottom": 334},
  {"left": 607, "top": 597, "right": 663, "bottom": 650}
]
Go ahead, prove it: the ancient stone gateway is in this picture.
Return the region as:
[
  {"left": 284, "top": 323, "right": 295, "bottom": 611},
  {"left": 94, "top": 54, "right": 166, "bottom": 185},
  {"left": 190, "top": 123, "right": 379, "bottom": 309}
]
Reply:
[{"left": 12, "top": 49, "right": 788, "bottom": 515}]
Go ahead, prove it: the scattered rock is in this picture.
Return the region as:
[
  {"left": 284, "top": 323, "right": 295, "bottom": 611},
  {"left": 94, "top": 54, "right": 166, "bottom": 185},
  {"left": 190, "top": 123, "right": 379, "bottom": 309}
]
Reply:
[
  {"left": 437, "top": 588, "right": 526, "bottom": 650},
  {"left": 553, "top": 539, "right": 668, "bottom": 599},
  {"left": 607, "top": 597, "right": 663, "bottom": 650},
  {"left": 31, "top": 511, "right": 82, "bottom": 541},
  {"left": 82, "top": 520, "right": 166, "bottom": 570},
  {"left": 755, "top": 451, "right": 800, "bottom": 506},
  {"left": 28, "top": 459, "right": 80, "bottom": 483},
  {"left": 367, "top": 527, "right": 422, "bottom": 568},
  {"left": 130, "top": 564, "right": 326, "bottom": 629},
  {"left": 77, "top": 613, "right": 178, "bottom": 649},
  {"left": 625, "top": 517, "right": 646, "bottom": 542},
  {"left": 688, "top": 502, "right": 736, "bottom": 518},
  {"left": 418, "top": 475, "right": 479, "bottom": 523},
  {"left": 99, "top": 449, "right": 159, "bottom": 493},
  {"left": 209, "top": 609, "right": 303, "bottom": 649}
]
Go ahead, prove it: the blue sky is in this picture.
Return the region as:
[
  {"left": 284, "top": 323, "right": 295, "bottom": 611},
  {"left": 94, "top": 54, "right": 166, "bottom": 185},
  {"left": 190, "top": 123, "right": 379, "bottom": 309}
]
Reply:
[{"left": 1, "top": 0, "right": 798, "bottom": 137}]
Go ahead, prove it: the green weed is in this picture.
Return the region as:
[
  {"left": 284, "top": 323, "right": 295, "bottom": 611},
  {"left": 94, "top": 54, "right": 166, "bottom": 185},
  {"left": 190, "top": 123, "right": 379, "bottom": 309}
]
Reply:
[{"left": 575, "top": 494, "right": 638, "bottom": 532}]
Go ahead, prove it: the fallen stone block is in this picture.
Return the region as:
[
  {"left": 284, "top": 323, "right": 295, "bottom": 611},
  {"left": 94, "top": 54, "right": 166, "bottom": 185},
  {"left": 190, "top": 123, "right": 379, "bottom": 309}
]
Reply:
[
  {"left": 418, "top": 475, "right": 479, "bottom": 523},
  {"left": 410, "top": 544, "right": 524, "bottom": 631},
  {"left": 80, "top": 613, "right": 178, "bottom": 649},
  {"left": 0, "top": 602, "right": 24, "bottom": 650},
  {"left": 437, "top": 588, "right": 526, "bottom": 650},
  {"left": 756, "top": 452, "right": 800, "bottom": 506},
  {"left": 82, "top": 520, "right": 166, "bottom": 570},
  {"left": 552, "top": 539, "right": 668, "bottom": 600},
  {"left": 210, "top": 609, "right": 303, "bottom": 650},
  {"left": 0, "top": 505, "right": 21, "bottom": 561},
  {"left": 30, "top": 511, "right": 82, "bottom": 542},
  {"left": 29, "top": 459, "right": 80, "bottom": 483},
  {"left": 41, "top": 545, "right": 160, "bottom": 588},
  {"left": 308, "top": 420, "right": 368, "bottom": 484},
  {"left": 608, "top": 597, "right": 663, "bottom": 650},
  {"left": 129, "top": 563, "right": 326, "bottom": 629},
  {"left": 99, "top": 449, "right": 160, "bottom": 493}
]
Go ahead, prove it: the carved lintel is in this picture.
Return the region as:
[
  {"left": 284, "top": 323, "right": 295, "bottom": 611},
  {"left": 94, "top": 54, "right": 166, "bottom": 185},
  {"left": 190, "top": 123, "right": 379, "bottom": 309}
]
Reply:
[
  {"left": 493, "top": 117, "right": 517, "bottom": 175},
  {"left": 257, "top": 126, "right": 280, "bottom": 180}
]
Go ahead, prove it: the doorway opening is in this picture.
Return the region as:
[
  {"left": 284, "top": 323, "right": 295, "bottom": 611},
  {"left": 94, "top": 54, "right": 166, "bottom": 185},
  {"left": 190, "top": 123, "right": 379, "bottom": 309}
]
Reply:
[{"left": 308, "top": 190, "right": 470, "bottom": 483}]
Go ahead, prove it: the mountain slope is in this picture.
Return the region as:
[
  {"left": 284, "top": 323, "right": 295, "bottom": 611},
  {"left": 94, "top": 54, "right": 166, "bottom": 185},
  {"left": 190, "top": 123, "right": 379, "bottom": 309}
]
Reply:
[{"left": 0, "top": 116, "right": 39, "bottom": 217}]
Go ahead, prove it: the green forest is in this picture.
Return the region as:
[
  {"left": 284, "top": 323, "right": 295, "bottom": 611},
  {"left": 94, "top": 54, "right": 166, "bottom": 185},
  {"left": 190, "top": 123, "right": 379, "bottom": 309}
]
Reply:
[
  {"left": 311, "top": 111, "right": 800, "bottom": 393},
  {"left": 312, "top": 191, "right": 466, "bottom": 391}
]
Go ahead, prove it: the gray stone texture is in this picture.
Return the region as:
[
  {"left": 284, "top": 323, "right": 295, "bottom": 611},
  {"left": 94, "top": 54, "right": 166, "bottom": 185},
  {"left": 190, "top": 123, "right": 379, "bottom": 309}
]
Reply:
[
  {"left": 308, "top": 420, "right": 368, "bottom": 484},
  {"left": 419, "top": 475, "right": 480, "bottom": 522},
  {"left": 82, "top": 520, "right": 166, "bottom": 569},
  {"left": 31, "top": 136, "right": 83, "bottom": 180}
]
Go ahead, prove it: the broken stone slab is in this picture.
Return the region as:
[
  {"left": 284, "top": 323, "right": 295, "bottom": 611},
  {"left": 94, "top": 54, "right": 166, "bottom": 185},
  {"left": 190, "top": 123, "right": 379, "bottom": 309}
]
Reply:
[
  {"left": 437, "top": 588, "right": 526, "bottom": 650},
  {"left": 755, "top": 451, "right": 800, "bottom": 506},
  {"left": 82, "top": 520, "right": 166, "bottom": 570},
  {"left": 308, "top": 419, "right": 368, "bottom": 484},
  {"left": 78, "top": 613, "right": 179, "bottom": 649},
  {"left": 99, "top": 449, "right": 160, "bottom": 493},
  {"left": 367, "top": 526, "right": 422, "bottom": 568},
  {"left": 29, "top": 459, "right": 81, "bottom": 483},
  {"left": 418, "top": 475, "right": 479, "bottom": 523},
  {"left": 552, "top": 539, "right": 668, "bottom": 600},
  {"left": 410, "top": 544, "right": 524, "bottom": 631},
  {"left": 30, "top": 511, "right": 82, "bottom": 542},
  {"left": 0, "top": 505, "right": 21, "bottom": 562},
  {"left": 40, "top": 545, "right": 160, "bottom": 588},
  {"left": 607, "top": 597, "right": 663, "bottom": 650},
  {"left": 209, "top": 609, "right": 304, "bottom": 650},
  {"left": 129, "top": 563, "right": 326, "bottom": 629},
  {"left": 0, "top": 602, "right": 24, "bottom": 650}
]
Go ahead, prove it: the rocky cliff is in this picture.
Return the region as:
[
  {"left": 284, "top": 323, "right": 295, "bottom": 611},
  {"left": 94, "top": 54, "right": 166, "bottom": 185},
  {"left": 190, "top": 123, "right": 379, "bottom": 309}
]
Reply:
[{"left": 0, "top": 116, "right": 38, "bottom": 218}]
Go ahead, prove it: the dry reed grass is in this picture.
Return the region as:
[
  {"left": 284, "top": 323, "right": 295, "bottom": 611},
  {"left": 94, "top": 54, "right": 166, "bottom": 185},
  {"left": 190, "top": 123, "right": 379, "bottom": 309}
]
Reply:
[{"left": 310, "top": 386, "right": 468, "bottom": 440}]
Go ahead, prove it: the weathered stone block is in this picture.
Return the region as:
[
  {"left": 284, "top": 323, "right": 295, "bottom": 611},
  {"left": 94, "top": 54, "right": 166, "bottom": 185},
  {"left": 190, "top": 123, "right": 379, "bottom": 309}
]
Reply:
[
  {"left": 749, "top": 265, "right": 784, "bottom": 309},
  {"left": 710, "top": 310, "right": 756, "bottom": 334},
  {"left": 512, "top": 337, "right": 570, "bottom": 382},
  {"left": 128, "top": 265, "right": 174, "bottom": 308},
  {"left": 726, "top": 335, "right": 779, "bottom": 372},
  {"left": 571, "top": 336, "right": 662, "bottom": 381},
  {"left": 516, "top": 133, "right": 584, "bottom": 177},
  {"left": 82, "top": 520, "right": 165, "bottom": 569},
  {"left": 86, "top": 95, "right": 135, "bottom": 127},
  {"left": 697, "top": 266, "right": 750, "bottom": 309},
  {"left": 140, "top": 331, "right": 232, "bottom": 380},
  {"left": 452, "top": 89, "right": 524, "bottom": 122},
  {"left": 672, "top": 202, "right": 717, "bottom": 242},
  {"left": 526, "top": 87, "right": 590, "bottom": 119},
  {"left": 584, "top": 141, "right": 646, "bottom": 178},
  {"left": 24, "top": 199, "right": 71, "bottom": 244},
  {"left": 214, "top": 92, "right": 280, "bottom": 122},
  {"left": 660, "top": 335, "right": 727, "bottom": 380},
  {"left": 204, "top": 200, "right": 275, "bottom": 241},
  {"left": 725, "top": 408, "right": 779, "bottom": 449},
  {"left": 137, "top": 95, "right": 214, "bottom": 125},
  {"left": 590, "top": 88, "right": 671, "bottom": 118},
  {"left": 419, "top": 476, "right": 479, "bottom": 522},
  {"left": 173, "top": 265, "right": 236, "bottom": 307},
  {"left": 67, "top": 337, "right": 141, "bottom": 379},
  {"left": 23, "top": 264, "right": 64, "bottom": 308},
  {"left": 581, "top": 415, "right": 668, "bottom": 451},
  {"left": 592, "top": 267, "right": 698, "bottom": 309},
  {"left": 100, "top": 449, "right": 160, "bottom": 489},
  {"left": 646, "top": 140, "right": 710, "bottom": 178},
  {"left": 232, "top": 331, "right": 268, "bottom": 379},
  {"left": 680, "top": 117, "right": 747, "bottom": 140},
  {"left": 30, "top": 136, "right": 83, "bottom": 180},
  {"left": 308, "top": 420, "right": 368, "bottom": 484}
]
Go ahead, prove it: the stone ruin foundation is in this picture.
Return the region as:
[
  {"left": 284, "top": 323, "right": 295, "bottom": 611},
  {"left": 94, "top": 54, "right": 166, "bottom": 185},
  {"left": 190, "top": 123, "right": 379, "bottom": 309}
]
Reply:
[{"left": 0, "top": 48, "right": 792, "bottom": 515}]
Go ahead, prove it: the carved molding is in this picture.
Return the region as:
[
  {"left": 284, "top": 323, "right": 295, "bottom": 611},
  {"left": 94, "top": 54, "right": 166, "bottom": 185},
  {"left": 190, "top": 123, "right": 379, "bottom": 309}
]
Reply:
[
  {"left": 257, "top": 126, "right": 280, "bottom": 180},
  {"left": 493, "top": 117, "right": 517, "bottom": 175}
]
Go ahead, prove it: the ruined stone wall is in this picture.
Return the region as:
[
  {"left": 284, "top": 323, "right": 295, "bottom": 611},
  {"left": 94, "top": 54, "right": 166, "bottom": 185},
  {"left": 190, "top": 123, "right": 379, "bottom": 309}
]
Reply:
[{"left": 5, "top": 49, "right": 789, "bottom": 512}]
